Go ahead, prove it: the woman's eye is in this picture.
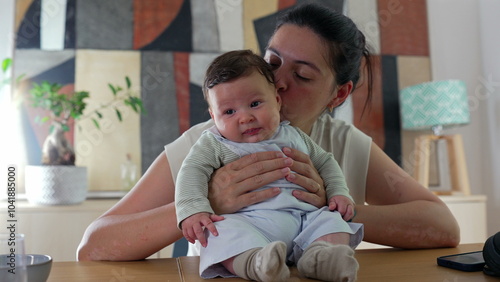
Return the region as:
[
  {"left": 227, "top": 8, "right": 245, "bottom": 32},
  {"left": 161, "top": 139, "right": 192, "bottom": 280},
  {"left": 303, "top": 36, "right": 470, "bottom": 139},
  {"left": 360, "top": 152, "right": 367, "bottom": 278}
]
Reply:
[
  {"left": 296, "top": 73, "right": 311, "bottom": 81},
  {"left": 269, "top": 63, "right": 279, "bottom": 70},
  {"left": 224, "top": 109, "right": 235, "bottom": 115},
  {"left": 266, "top": 58, "right": 281, "bottom": 69},
  {"left": 250, "top": 101, "right": 261, "bottom": 108}
]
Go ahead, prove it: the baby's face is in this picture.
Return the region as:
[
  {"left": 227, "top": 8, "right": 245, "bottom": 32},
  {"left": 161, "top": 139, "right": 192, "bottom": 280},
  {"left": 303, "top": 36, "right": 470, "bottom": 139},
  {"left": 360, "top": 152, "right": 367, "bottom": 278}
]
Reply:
[{"left": 208, "top": 71, "right": 281, "bottom": 143}]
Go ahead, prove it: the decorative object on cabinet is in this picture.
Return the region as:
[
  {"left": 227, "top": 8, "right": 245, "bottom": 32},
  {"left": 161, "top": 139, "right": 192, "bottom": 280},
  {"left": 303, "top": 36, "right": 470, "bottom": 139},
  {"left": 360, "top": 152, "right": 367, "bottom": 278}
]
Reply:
[
  {"left": 24, "top": 77, "right": 144, "bottom": 205},
  {"left": 399, "top": 80, "right": 470, "bottom": 195}
]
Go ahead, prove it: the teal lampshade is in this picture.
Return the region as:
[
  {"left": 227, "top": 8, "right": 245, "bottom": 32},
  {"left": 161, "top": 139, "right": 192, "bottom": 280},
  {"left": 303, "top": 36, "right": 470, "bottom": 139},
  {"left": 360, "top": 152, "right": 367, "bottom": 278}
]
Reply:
[{"left": 399, "top": 80, "right": 470, "bottom": 131}]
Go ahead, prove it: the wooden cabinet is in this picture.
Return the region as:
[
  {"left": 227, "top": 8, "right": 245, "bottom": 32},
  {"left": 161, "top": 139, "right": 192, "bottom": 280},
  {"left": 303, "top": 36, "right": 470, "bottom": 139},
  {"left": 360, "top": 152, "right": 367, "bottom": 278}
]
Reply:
[
  {"left": 0, "top": 199, "right": 174, "bottom": 261},
  {"left": 439, "top": 194, "right": 487, "bottom": 244},
  {"left": 358, "top": 194, "right": 488, "bottom": 249}
]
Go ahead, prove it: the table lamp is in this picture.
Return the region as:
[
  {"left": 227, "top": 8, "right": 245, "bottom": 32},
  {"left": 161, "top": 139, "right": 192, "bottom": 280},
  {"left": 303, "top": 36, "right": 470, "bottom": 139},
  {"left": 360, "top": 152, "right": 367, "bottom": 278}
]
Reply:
[{"left": 400, "top": 80, "right": 471, "bottom": 195}]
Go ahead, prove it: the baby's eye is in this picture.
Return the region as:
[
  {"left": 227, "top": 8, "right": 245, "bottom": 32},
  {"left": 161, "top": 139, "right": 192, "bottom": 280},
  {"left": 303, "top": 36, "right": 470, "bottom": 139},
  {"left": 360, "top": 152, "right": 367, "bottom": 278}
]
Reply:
[
  {"left": 250, "top": 101, "right": 261, "bottom": 108},
  {"left": 224, "top": 109, "right": 235, "bottom": 115}
]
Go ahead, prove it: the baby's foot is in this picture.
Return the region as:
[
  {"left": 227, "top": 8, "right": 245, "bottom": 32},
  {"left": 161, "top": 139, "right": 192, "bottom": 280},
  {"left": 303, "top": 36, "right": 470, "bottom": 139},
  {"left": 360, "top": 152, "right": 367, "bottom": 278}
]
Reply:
[
  {"left": 297, "top": 241, "right": 358, "bottom": 281},
  {"left": 252, "top": 241, "right": 290, "bottom": 282}
]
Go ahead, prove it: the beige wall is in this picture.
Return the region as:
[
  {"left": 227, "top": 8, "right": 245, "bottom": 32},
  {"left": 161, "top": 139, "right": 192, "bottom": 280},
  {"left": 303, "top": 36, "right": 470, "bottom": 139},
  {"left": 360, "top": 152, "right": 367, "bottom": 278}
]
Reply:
[{"left": 427, "top": 0, "right": 499, "bottom": 235}]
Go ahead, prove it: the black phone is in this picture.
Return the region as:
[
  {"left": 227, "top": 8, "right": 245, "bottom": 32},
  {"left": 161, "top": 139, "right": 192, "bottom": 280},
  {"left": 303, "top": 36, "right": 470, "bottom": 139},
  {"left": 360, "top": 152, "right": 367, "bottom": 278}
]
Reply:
[{"left": 437, "top": 251, "right": 485, "bottom": 272}]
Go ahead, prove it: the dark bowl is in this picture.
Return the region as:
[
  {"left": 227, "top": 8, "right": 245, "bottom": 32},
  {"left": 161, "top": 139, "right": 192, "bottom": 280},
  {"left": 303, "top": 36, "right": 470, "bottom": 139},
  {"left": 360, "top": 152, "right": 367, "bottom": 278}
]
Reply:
[
  {"left": 0, "top": 254, "right": 52, "bottom": 282},
  {"left": 26, "top": 254, "right": 52, "bottom": 282}
]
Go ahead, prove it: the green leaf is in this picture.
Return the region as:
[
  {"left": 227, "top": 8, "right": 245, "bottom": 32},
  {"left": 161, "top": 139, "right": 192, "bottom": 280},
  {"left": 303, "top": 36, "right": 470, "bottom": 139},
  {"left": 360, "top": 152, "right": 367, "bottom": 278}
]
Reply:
[
  {"left": 115, "top": 108, "right": 122, "bottom": 122},
  {"left": 15, "top": 73, "right": 26, "bottom": 84},
  {"left": 95, "top": 111, "right": 103, "bottom": 119},
  {"left": 125, "top": 76, "right": 131, "bottom": 89},
  {"left": 2, "top": 58, "right": 12, "bottom": 73},
  {"left": 136, "top": 99, "right": 146, "bottom": 114},
  {"left": 130, "top": 96, "right": 145, "bottom": 114},
  {"left": 127, "top": 97, "right": 138, "bottom": 113},
  {"left": 108, "top": 83, "right": 117, "bottom": 96},
  {"left": 40, "top": 116, "right": 50, "bottom": 123},
  {"left": 61, "top": 124, "right": 70, "bottom": 132},
  {"left": 92, "top": 118, "right": 100, "bottom": 129}
]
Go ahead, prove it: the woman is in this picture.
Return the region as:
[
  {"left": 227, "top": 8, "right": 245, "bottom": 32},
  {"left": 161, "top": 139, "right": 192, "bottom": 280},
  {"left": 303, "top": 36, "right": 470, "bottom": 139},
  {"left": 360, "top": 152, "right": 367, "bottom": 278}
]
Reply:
[{"left": 77, "top": 4, "right": 459, "bottom": 261}]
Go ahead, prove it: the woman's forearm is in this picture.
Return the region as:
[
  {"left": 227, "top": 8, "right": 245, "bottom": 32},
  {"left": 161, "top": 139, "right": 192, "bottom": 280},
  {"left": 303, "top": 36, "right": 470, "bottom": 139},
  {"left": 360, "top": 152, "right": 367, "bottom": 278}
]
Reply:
[
  {"left": 77, "top": 203, "right": 182, "bottom": 261},
  {"left": 355, "top": 200, "right": 460, "bottom": 249}
]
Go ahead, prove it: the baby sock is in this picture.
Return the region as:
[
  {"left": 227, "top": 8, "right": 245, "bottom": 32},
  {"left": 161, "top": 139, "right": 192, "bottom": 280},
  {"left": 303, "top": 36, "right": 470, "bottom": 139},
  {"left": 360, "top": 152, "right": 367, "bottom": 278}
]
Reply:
[
  {"left": 232, "top": 241, "right": 290, "bottom": 282},
  {"left": 297, "top": 241, "right": 359, "bottom": 282}
]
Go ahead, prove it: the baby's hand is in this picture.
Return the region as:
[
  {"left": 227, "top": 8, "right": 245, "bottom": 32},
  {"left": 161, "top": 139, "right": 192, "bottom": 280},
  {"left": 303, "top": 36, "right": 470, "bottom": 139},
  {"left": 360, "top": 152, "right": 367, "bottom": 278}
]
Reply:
[
  {"left": 181, "top": 212, "right": 225, "bottom": 247},
  {"left": 328, "top": 195, "right": 355, "bottom": 221}
]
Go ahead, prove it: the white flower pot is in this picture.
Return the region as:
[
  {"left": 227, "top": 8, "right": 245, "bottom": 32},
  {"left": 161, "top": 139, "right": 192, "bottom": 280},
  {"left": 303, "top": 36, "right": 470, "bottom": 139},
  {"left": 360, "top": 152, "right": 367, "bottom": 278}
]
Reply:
[{"left": 25, "top": 165, "right": 87, "bottom": 205}]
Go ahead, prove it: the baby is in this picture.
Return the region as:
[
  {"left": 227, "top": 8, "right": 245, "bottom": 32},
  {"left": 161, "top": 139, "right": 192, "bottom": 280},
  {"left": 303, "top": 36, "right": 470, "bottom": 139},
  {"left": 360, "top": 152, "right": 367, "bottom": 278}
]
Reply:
[{"left": 175, "top": 50, "right": 363, "bottom": 282}]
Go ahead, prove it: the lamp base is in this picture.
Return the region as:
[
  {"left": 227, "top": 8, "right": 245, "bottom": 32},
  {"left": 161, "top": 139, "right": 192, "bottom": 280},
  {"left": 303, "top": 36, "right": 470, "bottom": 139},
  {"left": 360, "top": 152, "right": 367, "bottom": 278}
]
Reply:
[{"left": 413, "top": 134, "right": 470, "bottom": 195}]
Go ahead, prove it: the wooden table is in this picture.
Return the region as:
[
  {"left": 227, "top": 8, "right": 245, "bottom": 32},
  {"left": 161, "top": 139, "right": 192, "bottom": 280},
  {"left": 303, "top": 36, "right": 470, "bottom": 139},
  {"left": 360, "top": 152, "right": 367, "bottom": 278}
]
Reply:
[{"left": 48, "top": 243, "right": 497, "bottom": 281}]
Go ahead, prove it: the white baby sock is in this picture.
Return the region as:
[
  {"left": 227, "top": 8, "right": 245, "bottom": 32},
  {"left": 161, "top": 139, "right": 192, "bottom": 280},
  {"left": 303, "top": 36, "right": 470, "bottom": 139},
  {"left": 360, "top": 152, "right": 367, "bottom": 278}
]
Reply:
[
  {"left": 232, "top": 241, "right": 290, "bottom": 282},
  {"left": 297, "top": 241, "right": 359, "bottom": 282}
]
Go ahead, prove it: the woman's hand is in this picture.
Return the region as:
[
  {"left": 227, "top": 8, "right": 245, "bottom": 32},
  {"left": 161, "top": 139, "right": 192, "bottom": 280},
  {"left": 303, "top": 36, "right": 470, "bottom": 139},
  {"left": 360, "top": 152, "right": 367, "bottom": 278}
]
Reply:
[
  {"left": 208, "top": 151, "right": 293, "bottom": 214},
  {"left": 283, "top": 147, "right": 327, "bottom": 208}
]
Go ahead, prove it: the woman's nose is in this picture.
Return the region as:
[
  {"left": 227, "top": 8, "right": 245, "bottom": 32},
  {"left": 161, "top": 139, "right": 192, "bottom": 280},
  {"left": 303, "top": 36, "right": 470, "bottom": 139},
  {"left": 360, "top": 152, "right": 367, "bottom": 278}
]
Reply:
[{"left": 274, "top": 69, "right": 287, "bottom": 93}]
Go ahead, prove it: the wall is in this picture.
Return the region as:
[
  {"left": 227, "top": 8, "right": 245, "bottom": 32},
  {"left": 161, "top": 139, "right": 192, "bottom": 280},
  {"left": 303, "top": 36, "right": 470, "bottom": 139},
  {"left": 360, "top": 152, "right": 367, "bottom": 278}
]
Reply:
[
  {"left": 0, "top": 0, "right": 22, "bottom": 190},
  {"left": 427, "top": 0, "right": 499, "bottom": 235},
  {"left": 478, "top": 0, "right": 500, "bottom": 235},
  {"left": 11, "top": 0, "right": 422, "bottom": 192}
]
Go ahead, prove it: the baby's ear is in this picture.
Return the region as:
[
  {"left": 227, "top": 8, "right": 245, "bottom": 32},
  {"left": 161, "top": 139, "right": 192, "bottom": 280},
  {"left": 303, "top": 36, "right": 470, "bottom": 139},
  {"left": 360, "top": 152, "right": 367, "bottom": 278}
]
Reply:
[{"left": 209, "top": 108, "right": 214, "bottom": 120}]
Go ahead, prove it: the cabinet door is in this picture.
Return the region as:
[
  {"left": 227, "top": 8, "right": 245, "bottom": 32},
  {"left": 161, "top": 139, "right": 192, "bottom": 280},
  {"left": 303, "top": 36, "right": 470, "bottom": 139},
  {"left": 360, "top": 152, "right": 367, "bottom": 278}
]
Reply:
[
  {"left": 17, "top": 211, "right": 104, "bottom": 261},
  {"left": 444, "top": 199, "right": 487, "bottom": 243}
]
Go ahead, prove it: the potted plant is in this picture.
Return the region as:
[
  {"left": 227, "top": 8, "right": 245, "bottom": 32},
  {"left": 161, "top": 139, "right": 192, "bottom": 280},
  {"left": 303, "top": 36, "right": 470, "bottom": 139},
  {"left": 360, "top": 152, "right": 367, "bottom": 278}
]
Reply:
[{"left": 24, "top": 76, "right": 144, "bottom": 205}]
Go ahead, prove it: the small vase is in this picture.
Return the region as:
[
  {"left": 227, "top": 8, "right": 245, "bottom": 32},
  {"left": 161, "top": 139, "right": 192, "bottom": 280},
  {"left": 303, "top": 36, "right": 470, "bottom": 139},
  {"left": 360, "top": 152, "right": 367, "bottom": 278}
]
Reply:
[{"left": 25, "top": 165, "right": 87, "bottom": 205}]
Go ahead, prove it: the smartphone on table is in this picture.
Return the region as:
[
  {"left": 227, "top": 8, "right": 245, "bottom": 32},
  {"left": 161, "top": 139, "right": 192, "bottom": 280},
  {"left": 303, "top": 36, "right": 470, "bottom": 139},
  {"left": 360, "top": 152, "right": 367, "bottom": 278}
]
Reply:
[{"left": 437, "top": 251, "right": 485, "bottom": 272}]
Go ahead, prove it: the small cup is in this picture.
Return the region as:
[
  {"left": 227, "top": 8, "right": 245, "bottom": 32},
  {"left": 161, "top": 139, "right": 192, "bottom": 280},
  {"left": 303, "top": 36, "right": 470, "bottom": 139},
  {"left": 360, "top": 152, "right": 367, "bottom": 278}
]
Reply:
[{"left": 0, "top": 233, "right": 28, "bottom": 282}]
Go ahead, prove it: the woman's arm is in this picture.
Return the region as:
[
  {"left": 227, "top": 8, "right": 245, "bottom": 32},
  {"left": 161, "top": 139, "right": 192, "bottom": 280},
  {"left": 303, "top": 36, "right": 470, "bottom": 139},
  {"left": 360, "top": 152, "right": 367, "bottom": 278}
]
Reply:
[
  {"left": 77, "top": 153, "right": 182, "bottom": 261},
  {"left": 355, "top": 143, "right": 460, "bottom": 248}
]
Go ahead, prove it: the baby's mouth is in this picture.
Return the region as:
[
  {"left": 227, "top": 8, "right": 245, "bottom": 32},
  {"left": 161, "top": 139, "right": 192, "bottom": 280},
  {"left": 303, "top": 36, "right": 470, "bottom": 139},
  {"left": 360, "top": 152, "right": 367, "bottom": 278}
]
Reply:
[{"left": 243, "top": 128, "right": 261, "bottom": 135}]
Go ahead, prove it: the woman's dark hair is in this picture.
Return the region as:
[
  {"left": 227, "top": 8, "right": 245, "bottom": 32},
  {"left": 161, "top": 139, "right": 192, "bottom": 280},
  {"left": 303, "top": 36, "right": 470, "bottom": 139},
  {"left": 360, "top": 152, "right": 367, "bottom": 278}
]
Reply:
[
  {"left": 275, "top": 3, "right": 373, "bottom": 114},
  {"left": 203, "top": 50, "right": 275, "bottom": 101}
]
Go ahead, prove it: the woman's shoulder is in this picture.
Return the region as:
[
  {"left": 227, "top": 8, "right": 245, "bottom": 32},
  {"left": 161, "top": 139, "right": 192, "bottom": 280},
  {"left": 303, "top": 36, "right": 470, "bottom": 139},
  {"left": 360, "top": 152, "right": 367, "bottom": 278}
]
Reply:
[
  {"left": 181, "top": 119, "right": 215, "bottom": 143},
  {"left": 315, "top": 113, "right": 353, "bottom": 128},
  {"left": 165, "top": 119, "right": 215, "bottom": 181},
  {"left": 311, "top": 113, "right": 368, "bottom": 142}
]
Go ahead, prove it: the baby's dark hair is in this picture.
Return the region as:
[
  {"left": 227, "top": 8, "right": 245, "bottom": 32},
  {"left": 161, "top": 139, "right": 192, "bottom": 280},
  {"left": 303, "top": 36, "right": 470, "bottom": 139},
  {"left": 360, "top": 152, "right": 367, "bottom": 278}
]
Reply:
[{"left": 203, "top": 50, "right": 275, "bottom": 101}]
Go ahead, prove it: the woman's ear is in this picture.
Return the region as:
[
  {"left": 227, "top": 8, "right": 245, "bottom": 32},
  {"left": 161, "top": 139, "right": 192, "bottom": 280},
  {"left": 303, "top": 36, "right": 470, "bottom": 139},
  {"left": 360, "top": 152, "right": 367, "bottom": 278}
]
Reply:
[{"left": 329, "top": 81, "right": 353, "bottom": 109}]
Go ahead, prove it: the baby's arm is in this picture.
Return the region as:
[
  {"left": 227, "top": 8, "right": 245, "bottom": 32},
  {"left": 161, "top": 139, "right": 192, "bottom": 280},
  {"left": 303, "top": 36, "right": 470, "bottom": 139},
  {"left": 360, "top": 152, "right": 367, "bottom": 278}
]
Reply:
[
  {"left": 294, "top": 128, "right": 355, "bottom": 221},
  {"left": 175, "top": 132, "right": 227, "bottom": 244},
  {"left": 181, "top": 212, "right": 225, "bottom": 247},
  {"left": 328, "top": 195, "right": 355, "bottom": 221}
]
